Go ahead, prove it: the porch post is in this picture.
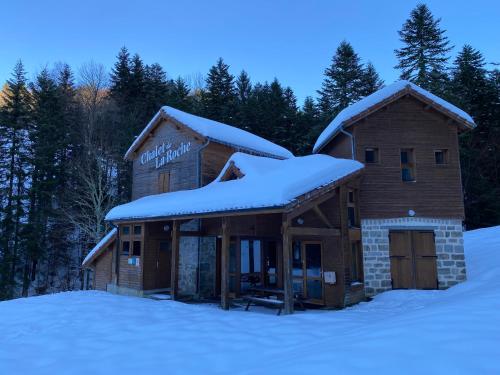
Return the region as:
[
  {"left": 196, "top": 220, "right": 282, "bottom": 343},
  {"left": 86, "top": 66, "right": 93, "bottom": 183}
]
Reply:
[
  {"left": 221, "top": 217, "right": 230, "bottom": 310},
  {"left": 171, "top": 220, "right": 180, "bottom": 300},
  {"left": 282, "top": 216, "right": 294, "bottom": 314}
]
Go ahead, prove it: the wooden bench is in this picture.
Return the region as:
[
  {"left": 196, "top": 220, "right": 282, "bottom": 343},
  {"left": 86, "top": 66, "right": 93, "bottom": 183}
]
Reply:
[{"left": 244, "top": 296, "right": 285, "bottom": 316}]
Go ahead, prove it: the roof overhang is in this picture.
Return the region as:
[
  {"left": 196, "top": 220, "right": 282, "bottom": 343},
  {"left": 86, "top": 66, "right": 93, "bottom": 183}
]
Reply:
[{"left": 107, "top": 169, "right": 363, "bottom": 224}]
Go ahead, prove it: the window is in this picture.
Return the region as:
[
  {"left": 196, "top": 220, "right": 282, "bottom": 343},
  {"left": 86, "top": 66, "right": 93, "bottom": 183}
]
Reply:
[
  {"left": 351, "top": 242, "right": 363, "bottom": 283},
  {"left": 365, "top": 148, "right": 379, "bottom": 163},
  {"left": 133, "top": 225, "right": 142, "bottom": 235},
  {"left": 132, "top": 241, "right": 141, "bottom": 256},
  {"left": 158, "top": 172, "right": 170, "bottom": 193},
  {"left": 347, "top": 189, "right": 358, "bottom": 227},
  {"left": 121, "top": 226, "right": 130, "bottom": 235},
  {"left": 434, "top": 149, "right": 448, "bottom": 165},
  {"left": 122, "top": 241, "right": 130, "bottom": 255},
  {"left": 401, "top": 148, "right": 416, "bottom": 182}
]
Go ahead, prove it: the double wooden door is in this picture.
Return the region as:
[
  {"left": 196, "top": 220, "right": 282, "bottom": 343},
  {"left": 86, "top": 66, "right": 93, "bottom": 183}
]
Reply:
[
  {"left": 292, "top": 241, "right": 323, "bottom": 303},
  {"left": 389, "top": 230, "right": 438, "bottom": 290}
]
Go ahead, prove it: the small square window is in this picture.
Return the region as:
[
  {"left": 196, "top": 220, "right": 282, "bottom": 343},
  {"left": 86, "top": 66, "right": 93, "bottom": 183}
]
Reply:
[
  {"left": 122, "top": 241, "right": 130, "bottom": 255},
  {"left": 365, "top": 148, "right": 379, "bottom": 163},
  {"left": 435, "top": 149, "right": 448, "bottom": 165},
  {"left": 133, "top": 241, "right": 141, "bottom": 256},
  {"left": 134, "top": 225, "right": 142, "bottom": 235},
  {"left": 122, "top": 226, "right": 130, "bottom": 235}
]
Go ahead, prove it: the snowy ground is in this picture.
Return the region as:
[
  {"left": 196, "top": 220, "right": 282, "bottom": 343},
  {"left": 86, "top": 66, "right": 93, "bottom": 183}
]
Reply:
[{"left": 1, "top": 227, "right": 499, "bottom": 374}]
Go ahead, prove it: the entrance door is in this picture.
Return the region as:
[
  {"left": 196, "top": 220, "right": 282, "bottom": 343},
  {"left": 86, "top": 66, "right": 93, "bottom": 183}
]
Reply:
[
  {"left": 389, "top": 230, "right": 438, "bottom": 290},
  {"left": 292, "top": 241, "right": 323, "bottom": 303},
  {"left": 156, "top": 241, "right": 171, "bottom": 289}
]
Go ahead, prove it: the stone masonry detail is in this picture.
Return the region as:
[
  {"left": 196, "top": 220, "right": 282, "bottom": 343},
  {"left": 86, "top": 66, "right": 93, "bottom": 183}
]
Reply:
[{"left": 361, "top": 217, "right": 466, "bottom": 296}]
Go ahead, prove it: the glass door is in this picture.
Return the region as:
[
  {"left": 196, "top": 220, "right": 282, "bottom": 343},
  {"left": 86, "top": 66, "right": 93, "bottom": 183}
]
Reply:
[
  {"left": 291, "top": 241, "right": 323, "bottom": 302},
  {"left": 304, "top": 242, "right": 323, "bottom": 302}
]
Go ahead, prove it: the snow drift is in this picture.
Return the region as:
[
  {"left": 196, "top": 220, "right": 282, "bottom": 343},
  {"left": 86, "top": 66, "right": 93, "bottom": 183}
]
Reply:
[{"left": 0, "top": 226, "right": 499, "bottom": 374}]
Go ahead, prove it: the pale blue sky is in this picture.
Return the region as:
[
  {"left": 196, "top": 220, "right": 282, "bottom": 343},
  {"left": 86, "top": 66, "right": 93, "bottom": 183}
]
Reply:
[{"left": 1, "top": 0, "right": 499, "bottom": 103}]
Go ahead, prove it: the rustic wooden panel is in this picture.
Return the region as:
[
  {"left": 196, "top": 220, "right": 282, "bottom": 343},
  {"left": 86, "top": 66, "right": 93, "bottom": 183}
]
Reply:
[
  {"left": 322, "top": 236, "right": 345, "bottom": 308},
  {"left": 321, "top": 131, "right": 353, "bottom": 159},
  {"left": 94, "top": 247, "right": 113, "bottom": 291},
  {"left": 201, "top": 142, "right": 235, "bottom": 186},
  {"left": 389, "top": 231, "right": 413, "bottom": 289},
  {"left": 413, "top": 231, "right": 438, "bottom": 289}
]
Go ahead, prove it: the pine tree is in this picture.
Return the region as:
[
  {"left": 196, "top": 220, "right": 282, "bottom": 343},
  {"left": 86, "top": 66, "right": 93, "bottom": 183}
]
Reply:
[
  {"left": 234, "top": 71, "right": 253, "bottom": 132},
  {"left": 450, "top": 45, "right": 500, "bottom": 228},
  {"left": 0, "top": 61, "right": 31, "bottom": 299},
  {"left": 395, "top": 4, "right": 453, "bottom": 89},
  {"left": 360, "top": 62, "right": 384, "bottom": 97},
  {"left": 144, "top": 63, "right": 170, "bottom": 116},
  {"left": 317, "top": 41, "right": 365, "bottom": 119},
  {"left": 202, "top": 58, "right": 236, "bottom": 123},
  {"left": 299, "top": 96, "right": 321, "bottom": 154},
  {"left": 109, "top": 47, "right": 132, "bottom": 105},
  {"left": 166, "top": 77, "right": 192, "bottom": 112}
]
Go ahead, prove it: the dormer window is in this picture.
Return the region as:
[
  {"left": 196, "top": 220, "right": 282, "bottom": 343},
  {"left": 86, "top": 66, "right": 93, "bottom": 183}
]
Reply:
[
  {"left": 220, "top": 163, "right": 245, "bottom": 182},
  {"left": 365, "top": 148, "right": 379, "bottom": 164}
]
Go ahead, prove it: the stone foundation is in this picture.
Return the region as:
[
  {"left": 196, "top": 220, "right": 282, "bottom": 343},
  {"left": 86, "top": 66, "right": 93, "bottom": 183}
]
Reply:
[{"left": 361, "top": 217, "right": 466, "bottom": 297}]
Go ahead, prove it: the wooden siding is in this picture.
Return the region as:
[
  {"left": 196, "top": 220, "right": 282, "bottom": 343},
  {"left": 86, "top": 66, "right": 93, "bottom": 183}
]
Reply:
[
  {"left": 93, "top": 246, "right": 113, "bottom": 291},
  {"left": 201, "top": 142, "right": 235, "bottom": 186},
  {"left": 131, "top": 119, "right": 205, "bottom": 200},
  {"left": 321, "top": 131, "right": 352, "bottom": 159},
  {"left": 325, "top": 96, "right": 465, "bottom": 219}
]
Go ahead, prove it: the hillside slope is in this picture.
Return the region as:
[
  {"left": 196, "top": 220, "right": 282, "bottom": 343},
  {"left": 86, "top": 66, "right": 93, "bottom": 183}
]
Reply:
[{"left": 0, "top": 226, "right": 499, "bottom": 374}]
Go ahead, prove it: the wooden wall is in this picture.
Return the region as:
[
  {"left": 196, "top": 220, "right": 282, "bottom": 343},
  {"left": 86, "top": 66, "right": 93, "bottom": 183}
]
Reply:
[
  {"left": 324, "top": 96, "right": 465, "bottom": 219},
  {"left": 200, "top": 143, "right": 235, "bottom": 186},
  {"left": 93, "top": 245, "right": 113, "bottom": 291}
]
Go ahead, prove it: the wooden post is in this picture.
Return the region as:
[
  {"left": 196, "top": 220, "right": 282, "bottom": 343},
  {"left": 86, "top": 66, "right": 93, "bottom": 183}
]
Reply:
[
  {"left": 171, "top": 220, "right": 180, "bottom": 300},
  {"left": 220, "top": 217, "right": 230, "bottom": 310},
  {"left": 339, "top": 185, "right": 350, "bottom": 307},
  {"left": 282, "top": 216, "right": 294, "bottom": 314}
]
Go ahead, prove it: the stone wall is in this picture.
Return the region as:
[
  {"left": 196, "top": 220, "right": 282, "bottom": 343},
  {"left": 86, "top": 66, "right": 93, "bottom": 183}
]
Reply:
[
  {"left": 361, "top": 217, "right": 466, "bottom": 296},
  {"left": 199, "top": 237, "right": 217, "bottom": 298},
  {"left": 178, "top": 220, "right": 200, "bottom": 296}
]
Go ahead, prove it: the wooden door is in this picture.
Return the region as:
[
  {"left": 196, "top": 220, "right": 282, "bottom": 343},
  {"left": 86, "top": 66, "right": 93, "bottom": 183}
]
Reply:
[
  {"left": 413, "top": 231, "right": 438, "bottom": 289},
  {"left": 156, "top": 241, "right": 171, "bottom": 289},
  {"left": 389, "top": 231, "right": 413, "bottom": 289},
  {"left": 389, "top": 231, "right": 437, "bottom": 290}
]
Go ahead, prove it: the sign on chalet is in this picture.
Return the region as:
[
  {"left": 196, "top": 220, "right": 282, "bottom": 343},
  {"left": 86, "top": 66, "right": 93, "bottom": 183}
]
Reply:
[{"left": 83, "top": 81, "right": 475, "bottom": 314}]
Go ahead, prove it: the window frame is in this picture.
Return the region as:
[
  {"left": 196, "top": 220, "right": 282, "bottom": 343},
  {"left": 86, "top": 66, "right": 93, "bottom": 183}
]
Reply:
[
  {"left": 350, "top": 241, "right": 364, "bottom": 284},
  {"left": 434, "top": 149, "right": 448, "bottom": 165},
  {"left": 400, "top": 148, "right": 416, "bottom": 182},
  {"left": 120, "top": 223, "right": 143, "bottom": 258},
  {"left": 364, "top": 147, "right": 379, "bottom": 164}
]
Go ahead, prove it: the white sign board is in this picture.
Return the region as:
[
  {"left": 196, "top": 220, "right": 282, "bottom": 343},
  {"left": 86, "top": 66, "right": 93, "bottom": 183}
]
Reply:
[{"left": 324, "top": 271, "right": 336, "bottom": 285}]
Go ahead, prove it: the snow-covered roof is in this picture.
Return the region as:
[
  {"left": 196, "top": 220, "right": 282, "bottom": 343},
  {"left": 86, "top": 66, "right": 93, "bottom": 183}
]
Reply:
[
  {"left": 124, "top": 106, "right": 293, "bottom": 160},
  {"left": 82, "top": 228, "right": 117, "bottom": 267},
  {"left": 106, "top": 153, "right": 363, "bottom": 221},
  {"left": 313, "top": 80, "right": 476, "bottom": 153}
]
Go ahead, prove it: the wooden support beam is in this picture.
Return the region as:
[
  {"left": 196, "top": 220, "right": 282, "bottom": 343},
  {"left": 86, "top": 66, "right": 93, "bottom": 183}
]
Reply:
[
  {"left": 220, "top": 217, "right": 230, "bottom": 310},
  {"left": 338, "top": 186, "right": 350, "bottom": 308},
  {"left": 170, "top": 220, "right": 180, "bottom": 300},
  {"left": 313, "top": 205, "right": 334, "bottom": 228},
  {"left": 282, "top": 216, "right": 294, "bottom": 315},
  {"left": 286, "top": 189, "right": 336, "bottom": 221},
  {"left": 288, "top": 227, "right": 340, "bottom": 237}
]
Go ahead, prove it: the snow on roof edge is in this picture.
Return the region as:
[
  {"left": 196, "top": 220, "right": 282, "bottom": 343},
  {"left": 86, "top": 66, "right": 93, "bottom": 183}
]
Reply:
[
  {"left": 313, "top": 80, "right": 476, "bottom": 153},
  {"left": 82, "top": 228, "right": 117, "bottom": 267}
]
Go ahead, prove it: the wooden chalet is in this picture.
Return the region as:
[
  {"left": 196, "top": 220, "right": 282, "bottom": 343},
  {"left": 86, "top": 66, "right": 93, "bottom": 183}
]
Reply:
[{"left": 83, "top": 81, "right": 476, "bottom": 314}]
